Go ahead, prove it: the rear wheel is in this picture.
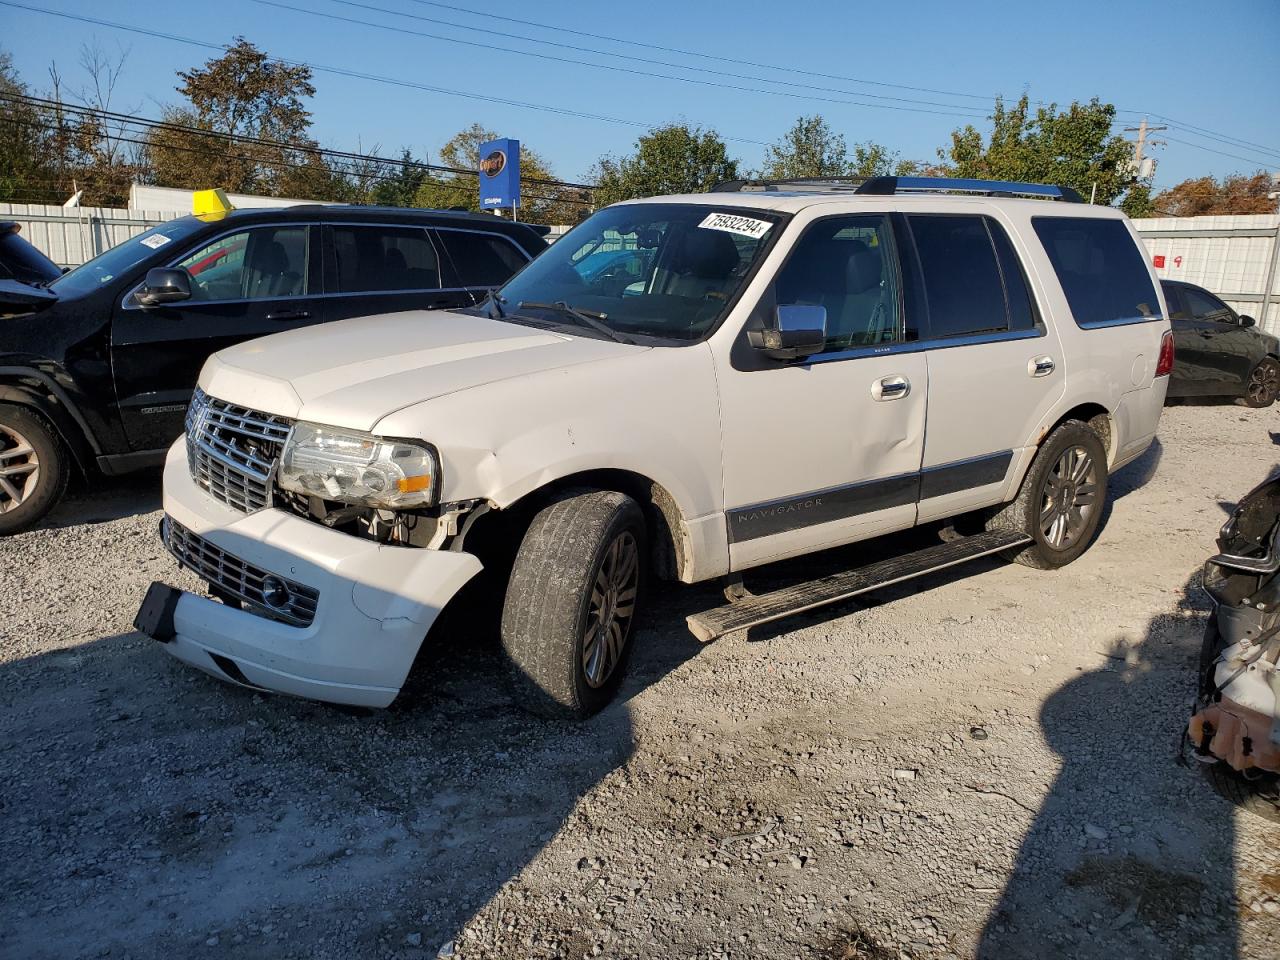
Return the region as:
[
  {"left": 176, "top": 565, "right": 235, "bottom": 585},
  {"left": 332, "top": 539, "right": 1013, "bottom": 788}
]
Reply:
[
  {"left": 0, "top": 404, "right": 68, "bottom": 536},
  {"left": 1242, "top": 357, "right": 1279, "bottom": 408},
  {"left": 500, "top": 489, "right": 645, "bottom": 720},
  {"left": 987, "top": 420, "right": 1108, "bottom": 569}
]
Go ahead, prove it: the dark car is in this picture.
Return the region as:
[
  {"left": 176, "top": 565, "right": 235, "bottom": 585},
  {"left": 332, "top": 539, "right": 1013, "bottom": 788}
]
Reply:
[
  {"left": 0, "top": 205, "right": 545, "bottom": 533},
  {"left": 0, "top": 221, "right": 63, "bottom": 286},
  {"left": 1163, "top": 279, "right": 1279, "bottom": 407}
]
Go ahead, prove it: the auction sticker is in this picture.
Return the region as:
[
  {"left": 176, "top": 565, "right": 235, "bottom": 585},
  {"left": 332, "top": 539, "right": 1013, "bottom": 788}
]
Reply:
[
  {"left": 698, "top": 212, "right": 772, "bottom": 239},
  {"left": 139, "top": 234, "right": 172, "bottom": 249}
]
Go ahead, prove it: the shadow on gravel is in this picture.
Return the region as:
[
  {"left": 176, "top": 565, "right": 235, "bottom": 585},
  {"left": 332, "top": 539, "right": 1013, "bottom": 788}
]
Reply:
[
  {"left": 976, "top": 569, "right": 1242, "bottom": 960},
  {"left": 44, "top": 468, "right": 162, "bottom": 527},
  {"left": 0, "top": 599, "right": 704, "bottom": 959}
]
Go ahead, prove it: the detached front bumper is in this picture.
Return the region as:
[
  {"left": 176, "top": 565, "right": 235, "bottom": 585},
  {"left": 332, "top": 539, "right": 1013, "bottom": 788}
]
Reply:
[{"left": 142, "top": 442, "right": 482, "bottom": 708}]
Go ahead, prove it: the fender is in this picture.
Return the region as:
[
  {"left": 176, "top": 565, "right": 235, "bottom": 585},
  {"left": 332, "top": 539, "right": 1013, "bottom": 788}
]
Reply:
[{"left": 0, "top": 365, "right": 102, "bottom": 472}]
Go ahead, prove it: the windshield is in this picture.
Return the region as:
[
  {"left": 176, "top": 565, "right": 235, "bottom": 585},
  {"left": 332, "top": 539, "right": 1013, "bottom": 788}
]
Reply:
[
  {"left": 494, "top": 203, "right": 783, "bottom": 342},
  {"left": 49, "top": 217, "right": 207, "bottom": 299}
]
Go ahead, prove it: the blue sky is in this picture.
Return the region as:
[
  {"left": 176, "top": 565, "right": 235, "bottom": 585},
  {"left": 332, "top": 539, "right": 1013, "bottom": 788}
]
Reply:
[{"left": 2, "top": 0, "right": 1278, "bottom": 192}]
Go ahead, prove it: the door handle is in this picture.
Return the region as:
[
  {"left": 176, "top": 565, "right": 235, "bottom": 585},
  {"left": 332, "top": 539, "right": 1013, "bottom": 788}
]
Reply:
[
  {"left": 1029, "top": 355, "right": 1056, "bottom": 377},
  {"left": 872, "top": 375, "right": 911, "bottom": 401},
  {"left": 266, "top": 308, "right": 311, "bottom": 322},
  {"left": 1198, "top": 331, "right": 1214, "bottom": 339}
]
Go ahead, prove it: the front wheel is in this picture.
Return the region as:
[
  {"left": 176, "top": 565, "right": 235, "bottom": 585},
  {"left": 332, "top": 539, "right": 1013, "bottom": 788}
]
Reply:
[
  {"left": 500, "top": 490, "right": 645, "bottom": 720},
  {"left": 987, "top": 420, "right": 1108, "bottom": 570},
  {"left": 1242, "top": 357, "right": 1280, "bottom": 408},
  {"left": 0, "top": 404, "right": 69, "bottom": 536}
]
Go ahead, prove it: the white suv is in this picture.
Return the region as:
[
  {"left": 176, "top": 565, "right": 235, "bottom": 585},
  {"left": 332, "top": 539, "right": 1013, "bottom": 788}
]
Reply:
[{"left": 135, "top": 176, "right": 1173, "bottom": 718}]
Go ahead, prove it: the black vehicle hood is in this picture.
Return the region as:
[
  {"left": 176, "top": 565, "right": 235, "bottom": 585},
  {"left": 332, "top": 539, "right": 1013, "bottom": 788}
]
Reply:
[{"left": 0, "top": 279, "right": 57, "bottom": 318}]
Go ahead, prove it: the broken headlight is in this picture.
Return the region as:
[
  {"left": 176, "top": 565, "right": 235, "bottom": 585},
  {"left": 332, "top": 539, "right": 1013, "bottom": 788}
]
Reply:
[{"left": 277, "top": 422, "right": 440, "bottom": 509}]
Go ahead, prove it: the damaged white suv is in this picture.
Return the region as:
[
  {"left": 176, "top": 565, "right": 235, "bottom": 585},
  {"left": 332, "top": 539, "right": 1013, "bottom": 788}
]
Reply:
[{"left": 136, "top": 176, "right": 1173, "bottom": 718}]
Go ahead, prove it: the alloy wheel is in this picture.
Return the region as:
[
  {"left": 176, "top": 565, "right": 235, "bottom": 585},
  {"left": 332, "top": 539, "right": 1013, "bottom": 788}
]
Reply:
[
  {"left": 1248, "top": 362, "right": 1279, "bottom": 405},
  {"left": 0, "top": 424, "right": 40, "bottom": 514},
  {"left": 1039, "top": 445, "right": 1100, "bottom": 550},
  {"left": 582, "top": 530, "right": 640, "bottom": 688}
]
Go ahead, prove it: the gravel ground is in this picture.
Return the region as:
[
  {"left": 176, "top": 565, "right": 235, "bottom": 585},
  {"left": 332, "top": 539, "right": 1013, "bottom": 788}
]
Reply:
[{"left": 2, "top": 402, "right": 1280, "bottom": 960}]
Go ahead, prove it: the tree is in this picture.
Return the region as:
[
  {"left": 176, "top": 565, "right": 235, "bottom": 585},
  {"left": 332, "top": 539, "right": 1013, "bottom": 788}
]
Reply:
[
  {"left": 414, "top": 123, "right": 579, "bottom": 223},
  {"left": 1151, "top": 172, "right": 1277, "bottom": 217},
  {"left": 371, "top": 149, "right": 429, "bottom": 207},
  {"left": 759, "top": 115, "right": 849, "bottom": 179},
  {"left": 759, "top": 117, "right": 916, "bottom": 181},
  {"left": 593, "top": 124, "right": 738, "bottom": 206},
  {"left": 0, "top": 51, "right": 56, "bottom": 202},
  {"left": 146, "top": 38, "right": 324, "bottom": 197},
  {"left": 944, "top": 95, "right": 1134, "bottom": 205}
]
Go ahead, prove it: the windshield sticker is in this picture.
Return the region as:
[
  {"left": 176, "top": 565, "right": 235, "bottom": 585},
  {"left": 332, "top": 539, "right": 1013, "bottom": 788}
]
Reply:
[
  {"left": 698, "top": 212, "right": 772, "bottom": 239},
  {"left": 139, "top": 234, "right": 172, "bottom": 250}
]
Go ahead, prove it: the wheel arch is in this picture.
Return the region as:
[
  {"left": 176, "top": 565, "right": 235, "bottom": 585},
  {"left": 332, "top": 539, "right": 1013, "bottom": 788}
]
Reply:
[
  {"left": 465, "top": 467, "right": 696, "bottom": 584},
  {"left": 0, "top": 373, "right": 95, "bottom": 474},
  {"left": 1037, "top": 401, "right": 1113, "bottom": 460}
]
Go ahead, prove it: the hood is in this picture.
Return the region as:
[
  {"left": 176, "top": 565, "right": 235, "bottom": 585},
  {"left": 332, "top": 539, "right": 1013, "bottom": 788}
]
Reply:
[{"left": 200, "top": 309, "right": 645, "bottom": 431}]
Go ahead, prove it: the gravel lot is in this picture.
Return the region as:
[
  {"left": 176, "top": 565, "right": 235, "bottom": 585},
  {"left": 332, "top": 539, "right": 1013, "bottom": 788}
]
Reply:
[{"left": 3, "top": 402, "right": 1280, "bottom": 960}]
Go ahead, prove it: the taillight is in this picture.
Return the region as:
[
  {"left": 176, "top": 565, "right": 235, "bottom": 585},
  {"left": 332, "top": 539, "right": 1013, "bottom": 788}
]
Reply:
[{"left": 1155, "top": 330, "right": 1175, "bottom": 377}]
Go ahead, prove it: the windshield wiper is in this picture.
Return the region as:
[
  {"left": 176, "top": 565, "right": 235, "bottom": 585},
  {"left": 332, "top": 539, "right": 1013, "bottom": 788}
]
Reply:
[
  {"left": 517, "top": 300, "right": 634, "bottom": 344},
  {"left": 480, "top": 288, "right": 507, "bottom": 319}
]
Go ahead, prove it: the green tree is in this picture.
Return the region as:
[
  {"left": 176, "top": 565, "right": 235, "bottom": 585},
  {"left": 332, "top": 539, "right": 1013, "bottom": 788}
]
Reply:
[
  {"left": 944, "top": 95, "right": 1134, "bottom": 205},
  {"left": 1152, "top": 171, "right": 1277, "bottom": 217},
  {"left": 0, "top": 51, "right": 56, "bottom": 202},
  {"left": 371, "top": 149, "right": 429, "bottom": 207},
  {"left": 759, "top": 115, "right": 849, "bottom": 179},
  {"left": 1120, "top": 182, "right": 1156, "bottom": 219},
  {"left": 146, "top": 38, "right": 325, "bottom": 196},
  {"left": 593, "top": 123, "right": 738, "bottom": 205},
  {"left": 415, "top": 123, "right": 578, "bottom": 223}
]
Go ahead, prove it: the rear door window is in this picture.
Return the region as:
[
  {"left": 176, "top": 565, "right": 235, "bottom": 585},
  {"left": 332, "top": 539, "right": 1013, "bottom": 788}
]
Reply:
[
  {"left": 329, "top": 225, "right": 441, "bottom": 293},
  {"left": 1182, "top": 286, "right": 1235, "bottom": 324},
  {"left": 434, "top": 230, "right": 528, "bottom": 287},
  {"left": 907, "top": 215, "right": 1010, "bottom": 339},
  {"left": 1032, "top": 217, "right": 1160, "bottom": 327}
]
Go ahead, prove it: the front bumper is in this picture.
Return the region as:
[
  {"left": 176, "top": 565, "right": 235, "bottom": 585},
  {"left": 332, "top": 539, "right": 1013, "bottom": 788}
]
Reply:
[{"left": 150, "top": 441, "right": 482, "bottom": 707}]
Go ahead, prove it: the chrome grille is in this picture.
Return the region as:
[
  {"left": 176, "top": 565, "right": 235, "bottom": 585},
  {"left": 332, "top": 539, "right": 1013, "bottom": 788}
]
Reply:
[
  {"left": 162, "top": 517, "right": 319, "bottom": 627},
  {"left": 186, "top": 388, "right": 293, "bottom": 512}
]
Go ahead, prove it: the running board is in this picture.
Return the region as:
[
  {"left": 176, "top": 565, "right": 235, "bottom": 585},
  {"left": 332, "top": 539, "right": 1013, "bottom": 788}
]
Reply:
[{"left": 686, "top": 529, "right": 1032, "bottom": 643}]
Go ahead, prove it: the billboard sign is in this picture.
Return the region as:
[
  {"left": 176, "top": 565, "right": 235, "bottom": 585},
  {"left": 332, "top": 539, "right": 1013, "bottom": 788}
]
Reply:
[{"left": 479, "top": 138, "right": 520, "bottom": 211}]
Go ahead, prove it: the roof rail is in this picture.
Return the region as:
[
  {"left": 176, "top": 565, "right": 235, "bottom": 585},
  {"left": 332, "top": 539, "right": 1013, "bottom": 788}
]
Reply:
[
  {"left": 856, "top": 176, "right": 1082, "bottom": 202},
  {"left": 712, "top": 175, "right": 1082, "bottom": 203}
]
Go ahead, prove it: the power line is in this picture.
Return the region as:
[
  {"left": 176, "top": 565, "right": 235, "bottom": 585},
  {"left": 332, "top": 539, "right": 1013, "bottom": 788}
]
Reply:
[
  {"left": 307, "top": 0, "right": 990, "bottom": 117},
  {"left": 1162, "top": 134, "right": 1280, "bottom": 170},
  {"left": 0, "top": 0, "right": 769, "bottom": 146},
  {"left": 395, "top": 0, "right": 1280, "bottom": 161}
]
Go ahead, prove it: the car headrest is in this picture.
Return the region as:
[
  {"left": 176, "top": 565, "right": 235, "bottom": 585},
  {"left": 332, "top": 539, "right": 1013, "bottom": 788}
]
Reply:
[
  {"left": 845, "top": 240, "right": 881, "bottom": 294},
  {"left": 254, "top": 240, "right": 290, "bottom": 276},
  {"left": 673, "top": 228, "right": 740, "bottom": 279}
]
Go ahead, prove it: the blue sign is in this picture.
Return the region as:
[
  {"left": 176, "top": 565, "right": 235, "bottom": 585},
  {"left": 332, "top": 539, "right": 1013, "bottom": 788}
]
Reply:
[{"left": 478, "top": 138, "right": 520, "bottom": 210}]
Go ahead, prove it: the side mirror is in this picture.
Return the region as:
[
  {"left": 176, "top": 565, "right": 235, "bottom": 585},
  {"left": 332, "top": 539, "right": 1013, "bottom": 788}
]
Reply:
[
  {"left": 748, "top": 304, "right": 827, "bottom": 361},
  {"left": 1240, "top": 314, "right": 1256, "bottom": 328},
  {"left": 134, "top": 267, "right": 192, "bottom": 307}
]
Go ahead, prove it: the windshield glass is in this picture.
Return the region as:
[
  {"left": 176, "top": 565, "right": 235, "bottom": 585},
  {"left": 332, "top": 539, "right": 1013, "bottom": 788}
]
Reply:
[
  {"left": 49, "top": 217, "right": 206, "bottom": 299},
  {"left": 495, "top": 203, "right": 783, "bottom": 342}
]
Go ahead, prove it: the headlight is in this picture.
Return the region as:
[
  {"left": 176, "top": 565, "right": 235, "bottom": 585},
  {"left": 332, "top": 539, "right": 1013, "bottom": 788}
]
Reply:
[{"left": 278, "top": 422, "right": 440, "bottom": 509}]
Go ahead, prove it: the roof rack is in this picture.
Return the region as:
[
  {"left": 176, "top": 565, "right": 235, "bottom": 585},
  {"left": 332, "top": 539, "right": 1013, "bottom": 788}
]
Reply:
[{"left": 712, "top": 175, "right": 1082, "bottom": 203}]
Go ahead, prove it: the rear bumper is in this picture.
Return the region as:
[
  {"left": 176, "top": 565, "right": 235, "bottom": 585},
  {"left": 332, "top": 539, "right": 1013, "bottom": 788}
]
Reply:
[{"left": 154, "top": 441, "right": 482, "bottom": 707}]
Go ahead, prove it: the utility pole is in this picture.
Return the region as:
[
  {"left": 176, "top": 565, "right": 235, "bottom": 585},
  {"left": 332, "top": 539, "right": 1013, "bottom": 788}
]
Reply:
[{"left": 1123, "top": 118, "right": 1167, "bottom": 180}]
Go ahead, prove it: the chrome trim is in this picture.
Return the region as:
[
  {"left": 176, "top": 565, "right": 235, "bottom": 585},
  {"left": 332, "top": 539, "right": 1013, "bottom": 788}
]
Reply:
[
  {"left": 186, "top": 389, "right": 292, "bottom": 513},
  {"left": 162, "top": 516, "right": 319, "bottom": 627},
  {"left": 806, "top": 326, "right": 1044, "bottom": 365},
  {"left": 1077, "top": 314, "right": 1165, "bottom": 330}
]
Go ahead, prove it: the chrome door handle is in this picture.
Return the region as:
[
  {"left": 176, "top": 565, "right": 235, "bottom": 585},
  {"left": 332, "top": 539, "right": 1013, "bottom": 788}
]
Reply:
[
  {"left": 266, "top": 309, "right": 311, "bottom": 322},
  {"left": 1029, "top": 356, "right": 1056, "bottom": 377},
  {"left": 872, "top": 375, "right": 911, "bottom": 401}
]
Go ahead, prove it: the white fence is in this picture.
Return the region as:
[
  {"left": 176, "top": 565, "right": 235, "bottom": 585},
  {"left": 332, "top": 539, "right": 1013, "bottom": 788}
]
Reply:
[
  {"left": 1132, "top": 214, "right": 1280, "bottom": 333},
  {"left": 0, "top": 202, "right": 179, "bottom": 268}
]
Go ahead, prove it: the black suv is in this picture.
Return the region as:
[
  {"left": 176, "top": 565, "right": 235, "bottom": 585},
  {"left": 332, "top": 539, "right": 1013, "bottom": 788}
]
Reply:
[
  {"left": 1162, "top": 279, "right": 1280, "bottom": 407},
  {"left": 0, "top": 205, "right": 545, "bottom": 533}
]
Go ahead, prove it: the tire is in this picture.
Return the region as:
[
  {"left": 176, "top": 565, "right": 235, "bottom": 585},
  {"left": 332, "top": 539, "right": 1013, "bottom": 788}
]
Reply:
[
  {"left": 1242, "top": 357, "right": 1279, "bottom": 408},
  {"left": 500, "top": 489, "right": 645, "bottom": 720},
  {"left": 1194, "top": 618, "right": 1280, "bottom": 823},
  {"left": 0, "top": 404, "right": 69, "bottom": 536},
  {"left": 986, "top": 420, "right": 1108, "bottom": 570}
]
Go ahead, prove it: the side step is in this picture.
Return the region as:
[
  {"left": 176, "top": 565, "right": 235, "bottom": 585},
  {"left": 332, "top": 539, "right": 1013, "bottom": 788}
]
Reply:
[{"left": 686, "top": 529, "right": 1032, "bottom": 643}]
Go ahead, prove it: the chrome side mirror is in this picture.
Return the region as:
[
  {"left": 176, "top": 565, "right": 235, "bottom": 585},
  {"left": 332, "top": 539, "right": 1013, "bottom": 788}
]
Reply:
[
  {"left": 748, "top": 304, "right": 827, "bottom": 361},
  {"left": 1239, "top": 314, "right": 1257, "bottom": 328}
]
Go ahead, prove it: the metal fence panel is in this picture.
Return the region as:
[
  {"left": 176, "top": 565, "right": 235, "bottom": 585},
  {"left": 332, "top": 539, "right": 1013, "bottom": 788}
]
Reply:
[{"left": 0, "top": 202, "right": 180, "bottom": 268}]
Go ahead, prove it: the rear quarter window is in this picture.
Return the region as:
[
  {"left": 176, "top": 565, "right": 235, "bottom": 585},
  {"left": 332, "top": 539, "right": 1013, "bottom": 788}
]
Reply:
[{"left": 1032, "top": 217, "right": 1160, "bottom": 328}]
